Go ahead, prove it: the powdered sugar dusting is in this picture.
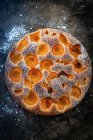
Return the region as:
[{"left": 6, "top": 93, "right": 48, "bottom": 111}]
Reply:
[
  {"left": 6, "top": 26, "right": 27, "bottom": 41},
  {"left": 1, "top": 25, "right": 28, "bottom": 54}
]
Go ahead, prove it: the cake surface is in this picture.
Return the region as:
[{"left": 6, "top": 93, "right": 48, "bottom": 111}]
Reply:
[{"left": 5, "top": 28, "right": 92, "bottom": 115}]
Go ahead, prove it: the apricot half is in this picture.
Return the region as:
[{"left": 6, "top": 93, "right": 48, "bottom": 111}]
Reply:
[
  {"left": 71, "top": 86, "right": 81, "bottom": 98},
  {"left": 40, "top": 97, "right": 54, "bottom": 110},
  {"left": 28, "top": 68, "right": 42, "bottom": 83},
  {"left": 24, "top": 54, "right": 38, "bottom": 68},
  {"left": 59, "top": 33, "right": 68, "bottom": 46},
  {"left": 73, "top": 60, "right": 85, "bottom": 73},
  {"left": 52, "top": 44, "right": 64, "bottom": 55},
  {"left": 9, "top": 67, "right": 22, "bottom": 82},
  {"left": 17, "top": 38, "right": 28, "bottom": 52},
  {"left": 30, "top": 31, "right": 40, "bottom": 42},
  {"left": 77, "top": 78, "right": 86, "bottom": 86},
  {"left": 10, "top": 51, "right": 22, "bottom": 64},
  {"left": 57, "top": 96, "right": 70, "bottom": 110},
  {"left": 23, "top": 91, "right": 38, "bottom": 105},
  {"left": 40, "top": 60, "right": 53, "bottom": 71},
  {"left": 38, "top": 43, "right": 48, "bottom": 55},
  {"left": 69, "top": 44, "right": 81, "bottom": 57}
]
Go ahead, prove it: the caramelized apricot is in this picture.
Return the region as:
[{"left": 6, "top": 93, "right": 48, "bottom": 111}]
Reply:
[
  {"left": 40, "top": 60, "right": 53, "bottom": 71},
  {"left": 30, "top": 31, "right": 40, "bottom": 42},
  {"left": 46, "top": 72, "right": 57, "bottom": 82},
  {"left": 73, "top": 60, "right": 85, "bottom": 73},
  {"left": 69, "top": 44, "right": 81, "bottom": 57},
  {"left": 45, "top": 30, "right": 49, "bottom": 35},
  {"left": 17, "top": 38, "right": 28, "bottom": 52},
  {"left": 38, "top": 43, "right": 48, "bottom": 55},
  {"left": 57, "top": 96, "right": 70, "bottom": 110},
  {"left": 14, "top": 88, "right": 22, "bottom": 94},
  {"left": 59, "top": 33, "right": 68, "bottom": 46},
  {"left": 59, "top": 96, "right": 70, "bottom": 106},
  {"left": 71, "top": 86, "right": 81, "bottom": 98},
  {"left": 57, "top": 103, "right": 64, "bottom": 110},
  {"left": 77, "top": 78, "right": 86, "bottom": 86},
  {"left": 24, "top": 54, "right": 38, "bottom": 68},
  {"left": 74, "top": 60, "right": 82, "bottom": 68},
  {"left": 10, "top": 51, "right": 22, "bottom": 64},
  {"left": 52, "top": 33, "right": 56, "bottom": 36},
  {"left": 48, "top": 87, "right": 54, "bottom": 94},
  {"left": 52, "top": 44, "right": 64, "bottom": 55},
  {"left": 23, "top": 91, "right": 38, "bottom": 105},
  {"left": 9, "top": 67, "right": 22, "bottom": 82},
  {"left": 41, "top": 97, "right": 54, "bottom": 109},
  {"left": 28, "top": 68, "right": 42, "bottom": 83}
]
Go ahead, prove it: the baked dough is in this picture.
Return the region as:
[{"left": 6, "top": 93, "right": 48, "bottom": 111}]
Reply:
[{"left": 5, "top": 28, "right": 92, "bottom": 115}]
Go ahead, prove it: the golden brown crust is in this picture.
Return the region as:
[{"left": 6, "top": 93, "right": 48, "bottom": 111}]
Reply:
[{"left": 5, "top": 28, "right": 92, "bottom": 115}]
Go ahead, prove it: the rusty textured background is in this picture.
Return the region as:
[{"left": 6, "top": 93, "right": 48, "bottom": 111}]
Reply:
[{"left": 0, "top": 0, "right": 93, "bottom": 140}]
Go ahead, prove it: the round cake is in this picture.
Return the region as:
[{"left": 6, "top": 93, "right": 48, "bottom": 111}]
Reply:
[{"left": 5, "top": 28, "right": 92, "bottom": 115}]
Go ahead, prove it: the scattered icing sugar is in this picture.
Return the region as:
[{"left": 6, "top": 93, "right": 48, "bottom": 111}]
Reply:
[
  {"left": 19, "top": 14, "right": 23, "bottom": 17},
  {"left": 6, "top": 25, "right": 27, "bottom": 42},
  {"left": 0, "top": 42, "right": 11, "bottom": 53},
  {"left": 1, "top": 25, "right": 28, "bottom": 54}
]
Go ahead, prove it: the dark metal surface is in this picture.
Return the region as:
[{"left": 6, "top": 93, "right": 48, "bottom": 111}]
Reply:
[{"left": 0, "top": 0, "right": 93, "bottom": 140}]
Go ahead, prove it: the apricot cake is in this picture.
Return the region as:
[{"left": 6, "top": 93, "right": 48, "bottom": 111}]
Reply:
[{"left": 5, "top": 28, "right": 92, "bottom": 115}]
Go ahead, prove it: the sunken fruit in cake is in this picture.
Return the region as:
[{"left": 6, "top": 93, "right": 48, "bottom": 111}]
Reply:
[{"left": 5, "top": 28, "right": 92, "bottom": 115}]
